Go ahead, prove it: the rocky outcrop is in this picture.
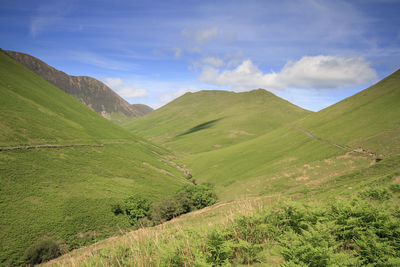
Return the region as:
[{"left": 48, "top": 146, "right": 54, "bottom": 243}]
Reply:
[
  {"left": 2, "top": 49, "right": 152, "bottom": 119},
  {"left": 131, "top": 104, "right": 153, "bottom": 116}
]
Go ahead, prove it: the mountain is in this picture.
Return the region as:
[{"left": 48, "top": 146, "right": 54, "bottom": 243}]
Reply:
[
  {"left": 2, "top": 49, "right": 152, "bottom": 120},
  {"left": 183, "top": 70, "right": 400, "bottom": 200},
  {"left": 132, "top": 103, "right": 153, "bottom": 115},
  {"left": 123, "top": 89, "right": 312, "bottom": 153},
  {"left": 297, "top": 69, "right": 400, "bottom": 156},
  {"left": 45, "top": 69, "right": 400, "bottom": 266},
  {"left": 0, "top": 51, "right": 185, "bottom": 265}
]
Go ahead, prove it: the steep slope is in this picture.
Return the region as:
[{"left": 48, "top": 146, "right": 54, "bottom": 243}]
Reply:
[
  {"left": 2, "top": 49, "right": 151, "bottom": 119},
  {"left": 124, "top": 89, "right": 312, "bottom": 153},
  {"left": 297, "top": 69, "right": 400, "bottom": 156},
  {"left": 132, "top": 103, "right": 153, "bottom": 115},
  {"left": 182, "top": 71, "right": 399, "bottom": 200},
  {"left": 0, "top": 52, "right": 134, "bottom": 146},
  {"left": 0, "top": 52, "right": 186, "bottom": 265}
]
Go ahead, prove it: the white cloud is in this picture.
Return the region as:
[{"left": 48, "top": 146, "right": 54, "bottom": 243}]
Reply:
[
  {"left": 30, "top": 16, "right": 62, "bottom": 37},
  {"left": 70, "top": 51, "right": 135, "bottom": 71},
  {"left": 159, "top": 87, "right": 199, "bottom": 103},
  {"left": 202, "top": 57, "right": 224, "bottom": 67},
  {"left": 29, "top": 2, "right": 76, "bottom": 37},
  {"left": 199, "top": 55, "right": 378, "bottom": 91},
  {"left": 103, "top": 77, "right": 123, "bottom": 88},
  {"left": 173, "top": 47, "right": 183, "bottom": 58},
  {"left": 103, "top": 77, "right": 147, "bottom": 99},
  {"left": 181, "top": 27, "right": 218, "bottom": 44}
]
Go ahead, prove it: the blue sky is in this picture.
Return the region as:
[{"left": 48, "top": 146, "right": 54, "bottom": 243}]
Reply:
[{"left": 1, "top": 0, "right": 399, "bottom": 111}]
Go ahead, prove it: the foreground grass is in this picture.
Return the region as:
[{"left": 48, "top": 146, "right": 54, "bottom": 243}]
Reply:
[
  {"left": 0, "top": 143, "right": 187, "bottom": 265},
  {"left": 45, "top": 156, "right": 400, "bottom": 266}
]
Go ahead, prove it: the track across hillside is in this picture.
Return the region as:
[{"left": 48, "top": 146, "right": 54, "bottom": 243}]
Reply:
[
  {"left": 0, "top": 142, "right": 131, "bottom": 151},
  {"left": 292, "top": 125, "right": 378, "bottom": 157}
]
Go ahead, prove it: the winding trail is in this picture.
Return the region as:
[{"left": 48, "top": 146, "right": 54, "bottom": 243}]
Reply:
[
  {"left": 292, "top": 126, "right": 377, "bottom": 156},
  {"left": 0, "top": 142, "right": 129, "bottom": 152}
]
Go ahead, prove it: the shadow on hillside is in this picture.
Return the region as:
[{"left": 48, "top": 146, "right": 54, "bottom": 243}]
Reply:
[{"left": 177, "top": 118, "right": 222, "bottom": 137}]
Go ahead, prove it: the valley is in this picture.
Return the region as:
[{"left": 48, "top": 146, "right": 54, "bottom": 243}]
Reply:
[{"left": 0, "top": 49, "right": 399, "bottom": 266}]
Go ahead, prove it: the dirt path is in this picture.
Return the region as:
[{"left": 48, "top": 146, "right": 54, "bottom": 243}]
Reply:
[
  {"left": 292, "top": 126, "right": 377, "bottom": 156},
  {"left": 0, "top": 142, "right": 129, "bottom": 152}
]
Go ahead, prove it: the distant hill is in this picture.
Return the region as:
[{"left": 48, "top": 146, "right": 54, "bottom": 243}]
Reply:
[
  {"left": 123, "top": 89, "right": 312, "bottom": 153},
  {"left": 2, "top": 49, "right": 152, "bottom": 119},
  {"left": 183, "top": 70, "right": 400, "bottom": 200},
  {"left": 0, "top": 51, "right": 184, "bottom": 265},
  {"left": 132, "top": 103, "right": 153, "bottom": 115},
  {"left": 297, "top": 69, "right": 400, "bottom": 156}
]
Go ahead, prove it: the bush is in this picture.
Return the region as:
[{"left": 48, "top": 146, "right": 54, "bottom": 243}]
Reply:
[
  {"left": 179, "top": 183, "right": 218, "bottom": 210},
  {"left": 389, "top": 183, "right": 400, "bottom": 193},
  {"left": 23, "top": 239, "right": 61, "bottom": 265},
  {"left": 206, "top": 230, "right": 232, "bottom": 266},
  {"left": 151, "top": 196, "right": 185, "bottom": 224},
  {"left": 358, "top": 187, "right": 392, "bottom": 200},
  {"left": 111, "top": 203, "right": 123, "bottom": 215},
  {"left": 112, "top": 184, "right": 217, "bottom": 227},
  {"left": 123, "top": 195, "right": 152, "bottom": 225}
]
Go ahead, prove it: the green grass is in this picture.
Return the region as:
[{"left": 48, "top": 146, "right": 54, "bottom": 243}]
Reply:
[
  {"left": 297, "top": 69, "right": 400, "bottom": 156},
  {"left": 0, "top": 52, "right": 133, "bottom": 146},
  {"left": 171, "top": 70, "right": 400, "bottom": 201},
  {"left": 2, "top": 49, "right": 399, "bottom": 265},
  {"left": 124, "top": 89, "right": 311, "bottom": 153},
  {"left": 0, "top": 143, "right": 188, "bottom": 265},
  {"left": 0, "top": 51, "right": 188, "bottom": 265},
  {"left": 184, "top": 125, "right": 373, "bottom": 201},
  {"left": 45, "top": 156, "right": 400, "bottom": 266}
]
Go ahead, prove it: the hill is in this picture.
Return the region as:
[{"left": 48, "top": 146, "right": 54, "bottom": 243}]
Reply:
[
  {"left": 182, "top": 70, "right": 400, "bottom": 200},
  {"left": 0, "top": 51, "right": 185, "bottom": 265},
  {"left": 124, "top": 89, "right": 312, "bottom": 153},
  {"left": 132, "top": 103, "right": 153, "bottom": 115},
  {"left": 44, "top": 70, "right": 400, "bottom": 266},
  {"left": 297, "top": 69, "right": 400, "bottom": 156},
  {"left": 2, "top": 49, "right": 152, "bottom": 120}
]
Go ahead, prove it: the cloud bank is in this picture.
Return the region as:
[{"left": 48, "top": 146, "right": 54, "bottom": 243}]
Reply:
[
  {"left": 103, "top": 78, "right": 147, "bottom": 99},
  {"left": 199, "top": 55, "right": 378, "bottom": 91}
]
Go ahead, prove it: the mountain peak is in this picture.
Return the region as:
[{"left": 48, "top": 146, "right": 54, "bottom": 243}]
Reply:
[{"left": 2, "top": 50, "right": 150, "bottom": 119}]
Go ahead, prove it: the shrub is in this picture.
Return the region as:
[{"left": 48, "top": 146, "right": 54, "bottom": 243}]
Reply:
[
  {"left": 111, "top": 203, "right": 123, "bottom": 215},
  {"left": 151, "top": 183, "right": 217, "bottom": 224},
  {"left": 23, "top": 239, "right": 61, "bottom": 265},
  {"left": 389, "top": 184, "right": 400, "bottom": 193},
  {"left": 151, "top": 196, "right": 185, "bottom": 224},
  {"left": 180, "top": 183, "right": 217, "bottom": 210},
  {"left": 123, "top": 195, "right": 151, "bottom": 225},
  {"left": 206, "top": 230, "right": 232, "bottom": 266},
  {"left": 358, "top": 187, "right": 392, "bottom": 200}
]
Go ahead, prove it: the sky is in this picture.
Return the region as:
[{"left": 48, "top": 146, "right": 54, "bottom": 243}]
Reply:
[{"left": 1, "top": 0, "right": 399, "bottom": 111}]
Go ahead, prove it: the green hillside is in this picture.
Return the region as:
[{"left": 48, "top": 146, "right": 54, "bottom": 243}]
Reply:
[
  {"left": 0, "top": 52, "right": 186, "bottom": 265},
  {"left": 3, "top": 50, "right": 152, "bottom": 120},
  {"left": 124, "top": 89, "right": 311, "bottom": 153},
  {"left": 50, "top": 70, "right": 399, "bottom": 266},
  {"left": 180, "top": 71, "right": 400, "bottom": 200},
  {"left": 0, "top": 52, "right": 134, "bottom": 146},
  {"left": 297, "top": 69, "right": 400, "bottom": 156}
]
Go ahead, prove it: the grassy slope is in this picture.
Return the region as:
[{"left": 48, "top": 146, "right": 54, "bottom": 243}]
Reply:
[
  {"left": 185, "top": 125, "right": 370, "bottom": 201},
  {"left": 0, "top": 52, "right": 133, "bottom": 146},
  {"left": 297, "top": 69, "right": 400, "bottom": 156},
  {"left": 46, "top": 155, "right": 400, "bottom": 266},
  {"left": 42, "top": 71, "right": 400, "bottom": 266},
  {"left": 182, "top": 71, "right": 400, "bottom": 200},
  {"left": 124, "top": 89, "right": 311, "bottom": 153},
  {"left": 0, "top": 52, "right": 186, "bottom": 265}
]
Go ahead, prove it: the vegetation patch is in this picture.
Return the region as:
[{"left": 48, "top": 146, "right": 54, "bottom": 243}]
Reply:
[{"left": 113, "top": 183, "right": 218, "bottom": 227}]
